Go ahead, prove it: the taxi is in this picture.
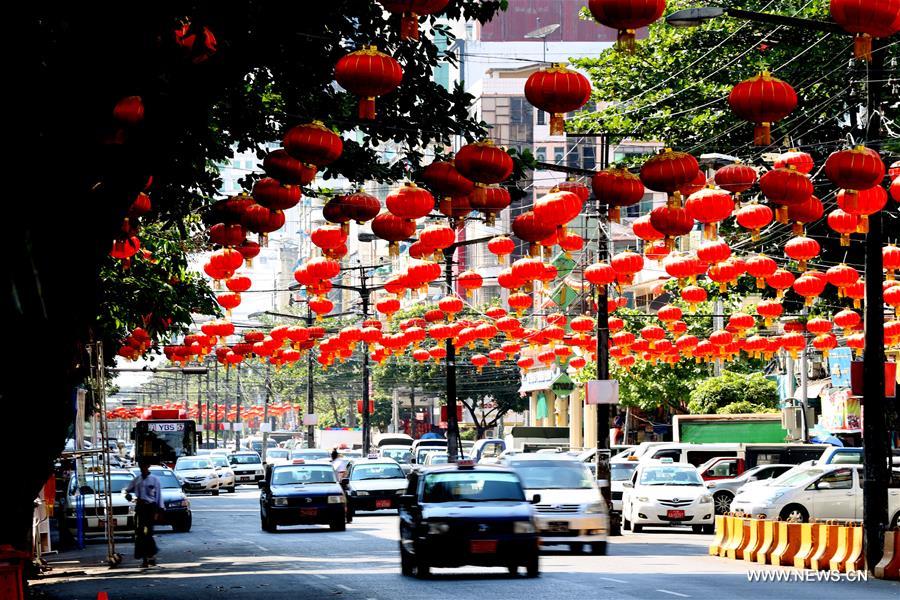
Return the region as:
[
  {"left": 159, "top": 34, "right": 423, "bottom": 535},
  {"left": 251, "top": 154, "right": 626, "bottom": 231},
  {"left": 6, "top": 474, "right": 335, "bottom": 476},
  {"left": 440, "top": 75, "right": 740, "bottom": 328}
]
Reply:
[
  {"left": 399, "top": 460, "right": 540, "bottom": 578},
  {"left": 258, "top": 460, "right": 347, "bottom": 532},
  {"left": 621, "top": 458, "right": 714, "bottom": 533},
  {"left": 343, "top": 456, "right": 408, "bottom": 521}
]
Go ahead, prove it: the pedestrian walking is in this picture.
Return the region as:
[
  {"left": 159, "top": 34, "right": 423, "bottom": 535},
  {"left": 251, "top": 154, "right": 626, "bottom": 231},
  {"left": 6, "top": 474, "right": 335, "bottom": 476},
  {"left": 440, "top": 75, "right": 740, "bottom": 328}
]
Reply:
[{"left": 125, "top": 460, "right": 163, "bottom": 567}]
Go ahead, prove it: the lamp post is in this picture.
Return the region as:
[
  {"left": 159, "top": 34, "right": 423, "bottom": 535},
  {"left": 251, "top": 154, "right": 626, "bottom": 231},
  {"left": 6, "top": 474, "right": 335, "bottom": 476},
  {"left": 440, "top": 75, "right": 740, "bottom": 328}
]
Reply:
[{"left": 665, "top": 5, "right": 891, "bottom": 568}]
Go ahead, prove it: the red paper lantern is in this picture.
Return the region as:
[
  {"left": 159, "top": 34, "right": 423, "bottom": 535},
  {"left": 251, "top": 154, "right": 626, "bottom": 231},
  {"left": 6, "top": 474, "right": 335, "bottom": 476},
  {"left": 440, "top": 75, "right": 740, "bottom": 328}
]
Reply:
[
  {"left": 825, "top": 145, "right": 886, "bottom": 192},
  {"left": 745, "top": 254, "right": 778, "bottom": 289},
  {"left": 684, "top": 187, "right": 734, "bottom": 239},
  {"left": 830, "top": 0, "right": 900, "bottom": 61},
  {"left": 649, "top": 205, "right": 694, "bottom": 249},
  {"left": 512, "top": 211, "right": 557, "bottom": 255},
  {"left": 775, "top": 149, "right": 814, "bottom": 174},
  {"left": 419, "top": 225, "right": 456, "bottom": 255},
  {"left": 892, "top": 177, "right": 900, "bottom": 203},
  {"left": 785, "top": 236, "right": 820, "bottom": 271},
  {"left": 825, "top": 264, "right": 859, "bottom": 292},
  {"left": 507, "top": 292, "right": 533, "bottom": 316},
  {"left": 113, "top": 95, "right": 144, "bottom": 126},
  {"left": 786, "top": 195, "right": 823, "bottom": 235},
  {"left": 697, "top": 239, "right": 731, "bottom": 265},
  {"left": 209, "top": 223, "right": 246, "bottom": 247},
  {"left": 225, "top": 276, "right": 252, "bottom": 293},
  {"left": 371, "top": 212, "right": 417, "bottom": 257},
  {"left": 793, "top": 274, "right": 826, "bottom": 306},
  {"left": 584, "top": 262, "right": 616, "bottom": 287},
  {"left": 834, "top": 309, "right": 862, "bottom": 336},
  {"left": 756, "top": 300, "right": 783, "bottom": 327},
  {"left": 376, "top": 297, "right": 401, "bottom": 320},
  {"left": 587, "top": 0, "right": 667, "bottom": 52},
  {"left": 174, "top": 22, "right": 217, "bottom": 64},
  {"left": 263, "top": 149, "right": 317, "bottom": 185},
  {"left": 455, "top": 140, "right": 513, "bottom": 185},
  {"left": 534, "top": 190, "right": 584, "bottom": 235},
  {"left": 735, "top": 203, "right": 773, "bottom": 241},
  {"left": 252, "top": 178, "right": 301, "bottom": 211},
  {"left": 610, "top": 251, "right": 645, "bottom": 287},
  {"left": 422, "top": 161, "right": 474, "bottom": 205},
  {"left": 216, "top": 291, "right": 241, "bottom": 312},
  {"left": 728, "top": 71, "right": 798, "bottom": 145},
  {"left": 468, "top": 185, "right": 511, "bottom": 226},
  {"left": 759, "top": 167, "right": 813, "bottom": 223},
  {"left": 767, "top": 268, "right": 796, "bottom": 298},
  {"left": 592, "top": 167, "right": 645, "bottom": 222},
  {"left": 640, "top": 149, "right": 700, "bottom": 199},
  {"left": 884, "top": 245, "right": 900, "bottom": 280},
  {"left": 457, "top": 271, "right": 483, "bottom": 297},
  {"left": 386, "top": 182, "right": 434, "bottom": 222},
  {"left": 680, "top": 285, "right": 707, "bottom": 311},
  {"left": 714, "top": 163, "right": 757, "bottom": 199},
  {"left": 377, "top": 0, "right": 450, "bottom": 40},
  {"left": 310, "top": 226, "right": 348, "bottom": 251},
  {"left": 826, "top": 208, "right": 859, "bottom": 247},
  {"left": 242, "top": 205, "right": 285, "bottom": 243},
  {"left": 836, "top": 186, "right": 888, "bottom": 233},
  {"left": 525, "top": 64, "right": 592, "bottom": 136},
  {"left": 487, "top": 235, "right": 515, "bottom": 264},
  {"left": 344, "top": 190, "right": 381, "bottom": 224},
  {"left": 283, "top": 121, "right": 343, "bottom": 167},
  {"left": 335, "top": 46, "right": 403, "bottom": 120},
  {"left": 309, "top": 297, "right": 334, "bottom": 319}
]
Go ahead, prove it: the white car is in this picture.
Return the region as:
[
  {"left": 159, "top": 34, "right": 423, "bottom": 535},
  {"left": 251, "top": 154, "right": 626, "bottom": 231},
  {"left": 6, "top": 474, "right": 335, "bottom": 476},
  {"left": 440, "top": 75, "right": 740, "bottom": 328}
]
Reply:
[
  {"left": 264, "top": 448, "right": 291, "bottom": 466},
  {"left": 622, "top": 460, "right": 715, "bottom": 533},
  {"left": 730, "top": 464, "right": 900, "bottom": 524},
  {"left": 174, "top": 457, "right": 221, "bottom": 495},
  {"left": 209, "top": 454, "right": 237, "bottom": 492},
  {"left": 64, "top": 469, "right": 135, "bottom": 539},
  {"left": 504, "top": 453, "right": 609, "bottom": 554},
  {"left": 229, "top": 451, "right": 265, "bottom": 484},
  {"left": 610, "top": 459, "right": 639, "bottom": 514}
]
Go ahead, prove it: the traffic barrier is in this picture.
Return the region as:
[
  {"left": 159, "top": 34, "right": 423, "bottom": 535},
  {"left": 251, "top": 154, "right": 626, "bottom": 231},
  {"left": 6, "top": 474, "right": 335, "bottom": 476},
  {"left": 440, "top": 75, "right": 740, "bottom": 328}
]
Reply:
[
  {"left": 770, "top": 521, "right": 802, "bottom": 566},
  {"left": 709, "top": 515, "right": 728, "bottom": 556},
  {"left": 809, "top": 521, "right": 841, "bottom": 571},
  {"left": 793, "top": 522, "right": 821, "bottom": 569},
  {"left": 726, "top": 517, "right": 751, "bottom": 560},
  {"left": 873, "top": 529, "right": 899, "bottom": 580},
  {"left": 830, "top": 524, "right": 864, "bottom": 573},
  {"left": 755, "top": 519, "right": 780, "bottom": 565},
  {"left": 719, "top": 515, "right": 742, "bottom": 558},
  {"left": 742, "top": 517, "right": 766, "bottom": 562}
]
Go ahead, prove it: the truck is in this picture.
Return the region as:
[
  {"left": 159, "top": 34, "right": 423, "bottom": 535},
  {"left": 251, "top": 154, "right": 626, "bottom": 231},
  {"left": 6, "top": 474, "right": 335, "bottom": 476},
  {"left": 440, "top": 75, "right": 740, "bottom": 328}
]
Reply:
[
  {"left": 672, "top": 413, "right": 790, "bottom": 444},
  {"left": 317, "top": 427, "right": 362, "bottom": 451}
]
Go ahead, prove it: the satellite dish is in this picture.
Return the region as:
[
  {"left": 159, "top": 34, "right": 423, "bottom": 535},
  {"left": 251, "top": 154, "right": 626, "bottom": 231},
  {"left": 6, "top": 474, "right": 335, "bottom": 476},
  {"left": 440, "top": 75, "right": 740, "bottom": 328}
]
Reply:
[{"left": 524, "top": 23, "right": 560, "bottom": 39}]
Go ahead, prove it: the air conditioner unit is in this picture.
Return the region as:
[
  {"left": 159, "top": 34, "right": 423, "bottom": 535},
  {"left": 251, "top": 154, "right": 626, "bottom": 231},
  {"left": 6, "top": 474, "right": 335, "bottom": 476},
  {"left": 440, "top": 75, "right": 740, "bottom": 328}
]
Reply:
[{"left": 782, "top": 406, "right": 804, "bottom": 440}]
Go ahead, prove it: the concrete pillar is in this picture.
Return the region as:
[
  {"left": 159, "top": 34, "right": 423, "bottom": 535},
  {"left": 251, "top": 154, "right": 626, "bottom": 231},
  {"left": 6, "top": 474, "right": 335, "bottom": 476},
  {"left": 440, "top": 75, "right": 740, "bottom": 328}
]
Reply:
[
  {"left": 569, "top": 387, "right": 583, "bottom": 449},
  {"left": 529, "top": 392, "right": 538, "bottom": 426},
  {"left": 584, "top": 402, "right": 598, "bottom": 448},
  {"left": 545, "top": 391, "right": 556, "bottom": 427},
  {"left": 556, "top": 395, "right": 568, "bottom": 428}
]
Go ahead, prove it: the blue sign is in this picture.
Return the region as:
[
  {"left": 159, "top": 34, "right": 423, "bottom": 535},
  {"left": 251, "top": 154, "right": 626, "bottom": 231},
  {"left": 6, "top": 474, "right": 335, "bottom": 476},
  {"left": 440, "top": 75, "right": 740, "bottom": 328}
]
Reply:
[{"left": 828, "top": 347, "right": 852, "bottom": 388}]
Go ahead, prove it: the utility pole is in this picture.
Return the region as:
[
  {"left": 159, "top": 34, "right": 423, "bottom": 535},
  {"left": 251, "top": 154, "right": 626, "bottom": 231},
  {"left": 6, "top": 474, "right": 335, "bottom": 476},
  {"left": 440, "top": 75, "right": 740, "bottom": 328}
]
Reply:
[
  {"left": 444, "top": 246, "right": 461, "bottom": 463},
  {"left": 205, "top": 369, "right": 211, "bottom": 446},
  {"left": 262, "top": 363, "right": 271, "bottom": 463},
  {"left": 594, "top": 132, "right": 612, "bottom": 513},
  {"left": 214, "top": 361, "right": 220, "bottom": 447},
  {"left": 235, "top": 364, "right": 243, "bottom": 450},
  {"left": 197, "top": 367, "right": 203, "bottom": 443},
  {"left": 306, "top": 308, "right": 316, "bottom": 449}
]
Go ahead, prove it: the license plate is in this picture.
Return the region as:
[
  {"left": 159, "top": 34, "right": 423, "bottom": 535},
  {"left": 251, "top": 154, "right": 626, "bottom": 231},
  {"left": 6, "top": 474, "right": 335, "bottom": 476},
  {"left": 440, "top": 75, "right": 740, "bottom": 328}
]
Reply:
[
  {"left": 470, "top": 540, "right": 497, "bottom": 554},
  {"left": 375, "top": 499, "right": 392, "bottom": 509},
  {"left": 667, "top": 509, "right": 685, "bottom": 519},
  {"left": 547, "top": 521, "right": 569, "bottom": 533},
  {"left": 300, "top": 508, "right": 317, "bottom": 517}
]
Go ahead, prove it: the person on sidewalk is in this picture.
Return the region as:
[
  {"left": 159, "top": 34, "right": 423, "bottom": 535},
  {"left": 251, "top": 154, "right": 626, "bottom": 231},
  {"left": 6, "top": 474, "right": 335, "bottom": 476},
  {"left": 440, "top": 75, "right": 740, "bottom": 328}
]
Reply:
[{"left": 125, "top": 460, "right": 163, "bottom": 567}]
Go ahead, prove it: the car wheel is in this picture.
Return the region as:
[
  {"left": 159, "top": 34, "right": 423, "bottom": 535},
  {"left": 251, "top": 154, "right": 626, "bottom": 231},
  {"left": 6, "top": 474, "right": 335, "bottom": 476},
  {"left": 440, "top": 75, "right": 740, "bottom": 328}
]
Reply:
[
  {"left": 525, "top": 554, "right": 540, "bottom": 578},
  {"left": 330, "top": 519, "right": 346, "bottom": 532},
  {"left": 590, "top": 542, "right": 607, "bottom": 555},
  {"left": 633, "top": 523, "right": 644, "bottom": 533},
  {"left": 779, "top": 505, "right": 809, "bottom": 523},
  {"left": 507, "top": 564, "right": 519, "bottom": 576},
  {"left": 692, "top": 525, "right": 705, "bottom": 534},
  {"left": 212, "top": 489, "right": 220, "bottom": 496},
  {"left": 400, "top": 544, "right": 414, "bottom": 577},
  {"left": 228, "top": 485, "right": 236, "bottom": 493},
  {"left": 174, "top": 515, "right": 192, "bottom": 533},
  {"left": 347, "top": 508, "right": 354, "bottom": 523},
  {"left": 261, "top": 514, "right": 276, "bottom": 533},
  {"left": 623, "top": 512, "right": 631, "bottom": 531},
  {"left": 415, "top": 559, "right": 430, "bottom": 579},
  {"left": 892, "top": 511, "right": 900, "bottom": 530},
  {"left": 703, "top": 524, "right": 715, "bottom": 534},
  {"left": 713, "top": 492, "right": 733, "bottom": 515}
]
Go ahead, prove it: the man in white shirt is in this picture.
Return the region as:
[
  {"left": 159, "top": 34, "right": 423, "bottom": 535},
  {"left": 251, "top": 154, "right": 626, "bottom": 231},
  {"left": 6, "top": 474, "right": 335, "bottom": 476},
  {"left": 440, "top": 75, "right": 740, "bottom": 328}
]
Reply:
[{"left": 126, "top": 460, "right": 163, "bottom": 567}]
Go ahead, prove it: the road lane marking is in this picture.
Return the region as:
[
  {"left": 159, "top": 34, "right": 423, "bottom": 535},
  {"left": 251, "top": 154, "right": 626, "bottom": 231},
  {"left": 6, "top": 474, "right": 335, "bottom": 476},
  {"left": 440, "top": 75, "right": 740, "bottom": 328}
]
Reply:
[
  {"left": 657, "top": 590, "right": 690, "bottom": 598},
  {"left": 599, "top": 577, "right": 628, "bottom": 583},
  {"left": 337, "top": 584, "right": 355, "bottom": 592},
  {"left": 313, "top": 574, "right": 328, "bottom": 579}
]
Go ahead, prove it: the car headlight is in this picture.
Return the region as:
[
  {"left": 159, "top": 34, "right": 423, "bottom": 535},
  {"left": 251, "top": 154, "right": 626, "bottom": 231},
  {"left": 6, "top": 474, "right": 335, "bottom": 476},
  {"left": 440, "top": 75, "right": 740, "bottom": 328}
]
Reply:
[
  {"left": 396, "top": 489, "right": 405, "bottom": 495},
  {"left": 327, "top": 495, "right": 345, "bottom": 504},
  {"left": 584, "top": 501, "right": 606, "bottom": 514},
  {"left": 636, "top": 496, "right": 650, "bottom": 503},
  {"left": 356, "top": 491, "right": 369, "bottom": 496},
  {"left": 427, "top": 522, "right": 450, "bottom": 535},
  {"left": 763, "top": 491, "right": 787, "bottom": 505},
  {"left": 273, "top": 497, "right": 288, "bottom": 506},
  {"left": 699, "top": 494, "right": 713, "bottom": 504},
  {"left": 514, "top": 521, "right": 536, "bottom": 534},
  {"left": 205, "top": 474, "right": 217, "bottom": 481}
]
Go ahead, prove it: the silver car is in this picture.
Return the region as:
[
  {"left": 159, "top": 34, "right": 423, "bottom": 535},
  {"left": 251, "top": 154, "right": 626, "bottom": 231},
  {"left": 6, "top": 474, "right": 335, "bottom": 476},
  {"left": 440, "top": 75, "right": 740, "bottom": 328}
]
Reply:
[{"left": 705, "top": 463, "right": 794, "bottom": 514}]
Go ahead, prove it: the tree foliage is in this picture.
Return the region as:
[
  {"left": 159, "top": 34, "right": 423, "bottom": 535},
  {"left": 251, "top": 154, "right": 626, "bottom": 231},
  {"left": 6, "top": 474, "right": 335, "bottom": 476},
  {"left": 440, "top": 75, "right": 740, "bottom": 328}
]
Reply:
[{"left": 687, "top": 371, "right": 779, "bottom": 415}]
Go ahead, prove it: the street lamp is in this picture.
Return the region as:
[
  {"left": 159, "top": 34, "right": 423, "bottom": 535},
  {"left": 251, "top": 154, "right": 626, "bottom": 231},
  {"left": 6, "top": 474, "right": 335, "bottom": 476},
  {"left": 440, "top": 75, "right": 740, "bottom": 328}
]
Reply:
[{"left": 666, "top": 6, "right": 843, "bottom": 33}]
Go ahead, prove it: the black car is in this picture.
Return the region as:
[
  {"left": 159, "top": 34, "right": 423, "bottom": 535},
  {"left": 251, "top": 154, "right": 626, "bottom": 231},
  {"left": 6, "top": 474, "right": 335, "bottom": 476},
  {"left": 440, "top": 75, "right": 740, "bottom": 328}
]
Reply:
[
  {"left": 259, "top": 461, "right": 347, "bottom": 532},
  {"left": 398, "top": 462, "right": 540, "bottom": 578},
  {"left": 131, "top": 467, "right": 192, "bottom": 532},
  {"left": 343, "top": 459, "right": 408, "bottom": 520}
]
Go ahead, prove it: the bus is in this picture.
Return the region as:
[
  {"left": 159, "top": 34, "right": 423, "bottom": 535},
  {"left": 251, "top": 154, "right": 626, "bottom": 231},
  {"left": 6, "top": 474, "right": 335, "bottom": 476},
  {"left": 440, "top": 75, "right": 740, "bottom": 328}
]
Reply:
[{"left": 132, "top": 408, "right": 199, "bottom": 467}]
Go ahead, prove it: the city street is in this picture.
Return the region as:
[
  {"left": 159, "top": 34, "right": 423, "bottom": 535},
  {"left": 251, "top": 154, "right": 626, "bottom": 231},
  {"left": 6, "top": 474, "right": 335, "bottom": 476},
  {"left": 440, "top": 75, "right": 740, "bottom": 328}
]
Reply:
[{"left": 33, "top": 486, "right": 899, "bottom": 600}]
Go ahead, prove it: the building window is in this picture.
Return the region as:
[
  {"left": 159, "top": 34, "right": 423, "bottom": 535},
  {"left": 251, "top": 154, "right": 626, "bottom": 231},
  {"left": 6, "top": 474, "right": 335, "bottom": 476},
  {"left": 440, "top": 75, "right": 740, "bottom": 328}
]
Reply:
[
  {"left": 536, "top": 110, "right": 546, "bottom": 125},
  {"left": 535, "top": 146, "right": 547, "bottom": 162},
  {"left": 510, "top": 97, "right": 527, "bottom": 124},
  {"left": 554, "top": 147, "right": 564, "bottom": 164},
  {"left": 582, "top": 146, "right": 596, "bottom": 170}
]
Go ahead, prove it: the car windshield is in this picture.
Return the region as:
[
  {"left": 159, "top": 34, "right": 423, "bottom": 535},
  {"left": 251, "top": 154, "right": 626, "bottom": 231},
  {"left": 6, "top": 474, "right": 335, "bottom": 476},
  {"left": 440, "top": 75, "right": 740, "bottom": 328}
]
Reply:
[
  {"left": 267, "top": 449, "right": 289, "bottom": 459},
  {"left": 272, "top": 466, "right": 336, "bottom": 485},
  {"left": 291, "top": 450, "right": 330, "bottom": 460},
  {"left": 427, "top": 454, "right": 450, "bottom": 465},
  {"left": 209, "top": 456, "right": 228, "bottom": 468},
  {"left": 772, "top": 468, "right": 825, "bottom": 487},
  {"left": 381, "top": 448, "right": 412, "bottom": 463},
  {"left": 155, "top": 471, "right": 182, "bottom": 489},
  {"left": 639, "top": 466, "right": 704, "bottom": 486},
  {"left": 422, "top": 472, "right": 525, "bottom": 503},
  {"left": 417, "top": 448, "right": 443, "bottom": 463},
  {"left": 351, "top": 463, "right": 405, "bottom": 480},
  {"left": 611, "top": 462, "right": 639, "bottom": 481},
  {"left": 79, "top": 475, "right": 133, "bottom": 495},
  {"left": 176, "top": 458, "right": 212, "bottom": 470},
  {"left": 230, "top": 453, "right": 261, "bottom": 465},
  {"left": 510, "top": 460, "right": 594, "bottom": 489}
]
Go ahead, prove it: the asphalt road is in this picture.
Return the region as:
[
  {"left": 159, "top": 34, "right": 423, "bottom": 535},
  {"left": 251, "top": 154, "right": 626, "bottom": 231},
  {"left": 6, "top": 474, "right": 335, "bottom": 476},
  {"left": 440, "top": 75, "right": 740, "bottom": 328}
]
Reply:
[{"left": 33, "top": 486, "right": 898, "bottom": 600}]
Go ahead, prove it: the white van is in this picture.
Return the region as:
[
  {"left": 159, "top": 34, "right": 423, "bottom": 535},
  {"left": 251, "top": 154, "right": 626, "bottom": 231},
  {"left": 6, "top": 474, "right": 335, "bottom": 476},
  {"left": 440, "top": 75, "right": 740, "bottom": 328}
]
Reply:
[{"left": 638, "top": 443, "right": 742, "bottom": 467}]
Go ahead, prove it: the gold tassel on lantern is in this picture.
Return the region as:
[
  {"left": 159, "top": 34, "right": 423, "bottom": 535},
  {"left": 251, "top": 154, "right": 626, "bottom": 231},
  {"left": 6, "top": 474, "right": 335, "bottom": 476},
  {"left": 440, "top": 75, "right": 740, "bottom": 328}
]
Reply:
[
  {"left": 550, "top": 112, "right": 566, "bottom": 136},
  {"left": 857, "top": 215, "right": 870, "bottom": 234},
  {"left": 854, "top": 34, "right": 872, "bottom": 62},
  {"left": 616, "top": 29, "right": 636, "bottom": 53},
  {"left": 358, "top": 97, "right": 376, "bottom": 121},
  {"left": 754, "top": 122, "right": 772, "bottom": 146}
]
